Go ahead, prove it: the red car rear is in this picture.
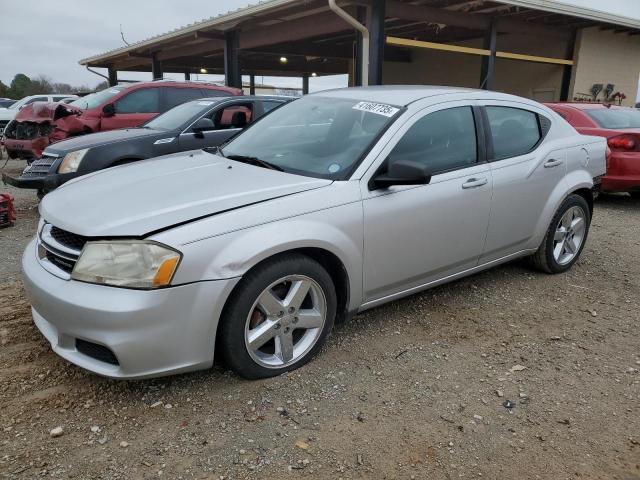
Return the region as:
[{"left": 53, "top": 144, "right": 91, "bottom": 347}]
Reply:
[
  {"left": 546, "top": 102, "right": 640, "bottom": 197},
  {"left": 2, "top": 81, "right": 242, "bottom": 160}
]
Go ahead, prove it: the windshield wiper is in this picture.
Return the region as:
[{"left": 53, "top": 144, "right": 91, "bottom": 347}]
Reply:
[{"left": 224, "top": 154, "right": 284, "bottom": 172}]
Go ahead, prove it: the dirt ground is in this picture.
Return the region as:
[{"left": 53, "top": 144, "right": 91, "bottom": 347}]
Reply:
[{"left": 0, "top": 156, "right": 639, "bottom": 480}]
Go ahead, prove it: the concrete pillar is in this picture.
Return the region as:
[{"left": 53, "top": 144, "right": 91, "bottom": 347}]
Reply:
[
  {"left": 184, "top": 71, "right": 191, "bottom": 81},
  {"left": 108, "top": 68, "right": 118, "bottom": 87},
  {"left": 367, "top": 0, "right": 385, "bottom": 86},
  {"left": 480, "top": 20, "right": 497, "bottom": 90},
  {"left": 249, "top": 75, "right": 256, "bottom": 95},
  {"left": 224, "top": 30, "right": 242, "bottom": 88}
]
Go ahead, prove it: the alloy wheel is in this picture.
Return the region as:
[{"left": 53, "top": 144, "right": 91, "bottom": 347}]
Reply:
[
  {"left": 553, "top": 206, "right": 586, "bottom": 265},
  {"left": 244, "top": 275, "right": 327, "bottom": 368}
]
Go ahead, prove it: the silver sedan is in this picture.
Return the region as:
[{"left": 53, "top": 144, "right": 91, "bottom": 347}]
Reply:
[{"left": 23, "top": 86, "right": 606, "bottom": 379}]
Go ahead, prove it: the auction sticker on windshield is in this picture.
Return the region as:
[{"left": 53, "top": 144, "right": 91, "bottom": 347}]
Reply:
[{"left": 353, "top": 102, "right": 399, "bottom": 117}]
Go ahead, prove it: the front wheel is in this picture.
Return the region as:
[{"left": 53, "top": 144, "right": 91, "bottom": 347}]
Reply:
[
  {"left": 530, "top": 194, "right": 591, "bottom": 274},
  {"left": 218, "top": 254, "right": 337, "bottom": 379}
]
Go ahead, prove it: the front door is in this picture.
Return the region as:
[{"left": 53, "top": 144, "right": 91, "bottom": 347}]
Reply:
[
  {"left": 178, "top": 102, "right": 255, "bottom": 151},
  {"left": 100, "top": 87, "right": 161, "bottom": 131},
  {"left": 362, "top": 103, "right": 492, "bottom": 303}
]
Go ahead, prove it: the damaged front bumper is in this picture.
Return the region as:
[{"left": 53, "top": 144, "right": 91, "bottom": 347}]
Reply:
[{"left": 1, "top": 154, "right": 74, "bottom": 191}]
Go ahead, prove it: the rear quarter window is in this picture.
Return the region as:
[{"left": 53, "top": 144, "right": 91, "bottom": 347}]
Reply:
[
  {"left": 486, "top": 106, "right": 542, "bottom": 160},
  {"left": 164, "top": 87, "right": 205, "bottom": 110}
]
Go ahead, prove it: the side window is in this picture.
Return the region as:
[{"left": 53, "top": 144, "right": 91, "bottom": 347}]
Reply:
[
  {"left": 388, "top": 107, "right": 477, "bottom": 174},
  {"left": 164, "top": 87, "right": 204, "bottom": 110},
  {"left": 211, "top": 104, "right": 253, "bottom": 129},
  {"left": 53, "top": 96, "right": 69, "bottom": 102},
  {"left": 115, "top": 88, "right": 160, "bottom": 114},
  {"left": 201, "top": 89, "right": 228, "bottom": 97},
  {"left": 25, "top": 96, "right": 48, "bottom": 105},
  {"left": 486, "top": 107, "right": 541, "bottom": 160}
]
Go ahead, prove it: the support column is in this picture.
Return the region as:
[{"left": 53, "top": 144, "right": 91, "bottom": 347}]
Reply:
[
  {"left": 354, "top": 5, "right": 366, "bottom": 87},
  {"left": 107, "top": 68, "right": 118, "bottom": 87},
  {"left": 224, "top": 30, "right": 242, "bottom": 88},
  {"left": 249, "top": 75, "right": 256, "bottom": 95},
  {"left": 184, "top": 71, "right": 191, "bottom": 81},
  {"left": 302, "top": 74, "right": 310, "bottom": 95},
  {"left": 560, "top": 31, "right": 577, "bottom": 101},
  {"left": 367, "top": 0, "right": 385, "bottom": 86},
  {"left": 480, "top": 20, "right": 497, "bottom": 90},
  {"left": 151, "top": 54, "right": 163, "bottom": 80}
]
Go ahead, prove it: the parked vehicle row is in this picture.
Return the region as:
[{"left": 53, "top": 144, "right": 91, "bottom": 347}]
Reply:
[
  {"left": 3, "top": 95, "right": 291, "bottom": 196},
  {"left": 1, "top": 80, "right": 242, "bottom": 160},
  {"left": 22, "top": 86, "right": 607, "bottom": 380}
]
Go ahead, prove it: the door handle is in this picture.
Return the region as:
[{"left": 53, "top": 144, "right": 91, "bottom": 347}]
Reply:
[
  {"left": 544, "top": 159, "right": 563, "bottom": 168},
  {"left": 462, "top": 177, "right": 488, "bottom": 189}
]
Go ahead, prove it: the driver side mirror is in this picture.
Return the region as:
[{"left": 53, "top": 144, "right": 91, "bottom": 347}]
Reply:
[
  {"left": 192, "top": 117, "right": 215, "bottom": 138},
  {"left": 102, "top": 103, "right": 116, "bottom": 117},
  {"left": 371, "top": 159, "right": 432, "bottom": 190}
]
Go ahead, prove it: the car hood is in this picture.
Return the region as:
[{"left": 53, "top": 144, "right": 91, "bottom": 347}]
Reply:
[
  {"left": 40, "top": 149, "right": 332, "bottom": 237},
  {"left": 44, "top": 128, "right": 169, "bottom": 154},
  {"left": 15, "top": 102, "right": 83, "bottom": 123}
]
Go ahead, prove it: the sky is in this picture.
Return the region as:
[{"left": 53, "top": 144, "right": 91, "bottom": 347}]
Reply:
[
  {"left": 1, "top": 0, "right": 639, "bottom": 93},
  {"left": 0, "top": 0, "right": 347, "bottom": 92}
]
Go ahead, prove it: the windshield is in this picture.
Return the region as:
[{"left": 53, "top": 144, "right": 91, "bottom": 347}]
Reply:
[
  {"left": 586, "top": 108, "right": 640, "bottom": 129},
  {"left": 221, "top": 96, "right": 400, "bottom": 179},
  {"left": 145, "top": 100, "right": 218, "bottom": 131},
  {"left": 69, "top": 86, "right": 125, "bottom": 110}
]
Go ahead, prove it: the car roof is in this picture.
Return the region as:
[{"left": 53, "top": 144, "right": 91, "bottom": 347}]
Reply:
[
  {"left": 312, "top": 85, "right": 523, "bottom": 107},
  {"left": 546, "top": 102, "right": 630, "bottom": 111},
  {"left": 120, "top": 80, "right": 240, "bottom": 93}
]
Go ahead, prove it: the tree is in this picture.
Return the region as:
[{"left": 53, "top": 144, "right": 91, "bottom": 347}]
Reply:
[
  {"left": 0, "top": 80, "right": 10, "bottom": 98},
  {"left": 25, "top": 75, "right": 54, "bottom": 95},
  {"left": 9, "top": 73, "right": 31, "bottom": 99}
]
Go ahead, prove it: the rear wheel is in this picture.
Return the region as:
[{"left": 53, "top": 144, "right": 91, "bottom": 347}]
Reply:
[
  {"left": 530, "top": 194, "right": 591, "bottom": 274},
  {"left": 219, "top": 254, "right": 336, "bottom": 379}
]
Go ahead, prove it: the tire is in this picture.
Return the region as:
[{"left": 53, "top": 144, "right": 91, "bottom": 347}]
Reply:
[
  {"left": 219, "top": 253, "right": 337, "bottom": 379},
  {"left": 530, "top": 194, "right": 591, "bottom": 274}
]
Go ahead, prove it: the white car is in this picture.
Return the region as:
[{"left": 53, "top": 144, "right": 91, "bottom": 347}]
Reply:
[
  {"left": 0, "top": 94, "right": 78, "bottom": 134},
  {"left": 23, "top": 86, "right": 606, "bottom": 380}
]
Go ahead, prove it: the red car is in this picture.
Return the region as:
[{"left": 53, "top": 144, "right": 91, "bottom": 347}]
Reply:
[
  {"left": 546, "top": 102, "right": 640, "bottom": 197},
  {"left": 2, "top": 81, "right": 242, "bottom": 160}
]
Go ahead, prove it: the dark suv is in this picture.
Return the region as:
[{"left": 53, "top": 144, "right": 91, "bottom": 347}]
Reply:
[{"left": 2, "top": 81, "right": 242, "bottom": 160}]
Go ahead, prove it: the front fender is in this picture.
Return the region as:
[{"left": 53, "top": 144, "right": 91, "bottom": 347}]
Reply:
[{"left": 161, "top": 200, "right": 364, "bottom": 311}]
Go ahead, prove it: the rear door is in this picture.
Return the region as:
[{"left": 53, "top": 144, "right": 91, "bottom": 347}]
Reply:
[
  {"left": 101, "top": 87, "right": 161, "bottom": 130},
  {"left": 478, "top": 102, "right": 566, "bottom": 263}
]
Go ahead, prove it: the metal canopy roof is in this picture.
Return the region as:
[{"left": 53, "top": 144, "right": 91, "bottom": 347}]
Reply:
[{"left": 79, "top": 0, "right": 640, "bottom": 76}]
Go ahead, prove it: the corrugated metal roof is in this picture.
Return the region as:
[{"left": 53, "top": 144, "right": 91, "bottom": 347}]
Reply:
[{"left": 79, "top": 0, "right": 299, "bottom": 65}]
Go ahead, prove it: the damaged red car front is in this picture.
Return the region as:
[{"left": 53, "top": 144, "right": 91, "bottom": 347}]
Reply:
[
  {"left": 2, "top": 102, "right": 94, "bottom": 159},
  {"left": 1, "top": 81, "right": 243, "bottom": 161}
]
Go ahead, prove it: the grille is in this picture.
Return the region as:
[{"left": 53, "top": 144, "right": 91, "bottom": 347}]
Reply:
[
  {"left": 45, "top": 250, "right": 75, "bottom": 273},
  {"left": 0, "top": 120, "right": 8, "bottom": 132},
  {"left": 50, "top": 226, "right": 88, "bottom": 252},
  {"left": 0, "top": 212, "right": 8, "bottom": 226},
  {"left": 76, "top": 339, "right": 119, "bottom": 365},
  {"left": 22, "top": 155, "right": 57, "bottom": 178}
]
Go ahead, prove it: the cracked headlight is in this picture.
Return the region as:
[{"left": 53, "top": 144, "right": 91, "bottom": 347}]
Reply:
[
  {"left": 58, "top": 148, "right": 89, "bottom": 174},
  {"left": 71, "top": 241, "right": 181, "bottom": 289}
]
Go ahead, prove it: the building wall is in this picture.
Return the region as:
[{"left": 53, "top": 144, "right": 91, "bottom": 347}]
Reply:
[
  {"left": 570, "top": 27, "right": 640, "bottom": 106},
  {"left": 382, "top": 33, "right": 568, "bottom": 101}
]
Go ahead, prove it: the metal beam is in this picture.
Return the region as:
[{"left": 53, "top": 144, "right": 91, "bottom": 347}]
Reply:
[
  {"left": 250, "top": 75, "right": 256, "bottom": 94},
  {"left": 480, "top": 20, "right": 497, "bottom": 90},
  {"left": 302, "top": 74, "right": 309, "bottom": 95},
  {"left": 367, "top": 0, "right": 385, "bottom": 86},
  {"left": 560, "top": 31, "right": 576, "bottom": 101},
  {"left": 108, "top": 68, "right": 118, "bottom": 87},
  {"left": 224, "top": 30, "right": 242, "bottom": 88},
  {"left": 354, "top": 5, "right": 366, "bottom": 87},
  {"left": 151, "top": 54, "right": 163, "bottom": 80},
  {"left": 184, "top": 71, "right": 191, "bottom": 81}
]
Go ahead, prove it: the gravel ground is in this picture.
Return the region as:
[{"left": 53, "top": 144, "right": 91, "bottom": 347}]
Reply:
[{"left": 1, "top": 156, "right": 639, "bottom": 479}]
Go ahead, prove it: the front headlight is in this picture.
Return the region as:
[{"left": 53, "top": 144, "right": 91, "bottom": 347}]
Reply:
[
  {"left": 71, "top": 241, "right": 181, "bottom": 289},
  {"left": 58, "top": 149, "right": 89, "bottom": 174}
]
